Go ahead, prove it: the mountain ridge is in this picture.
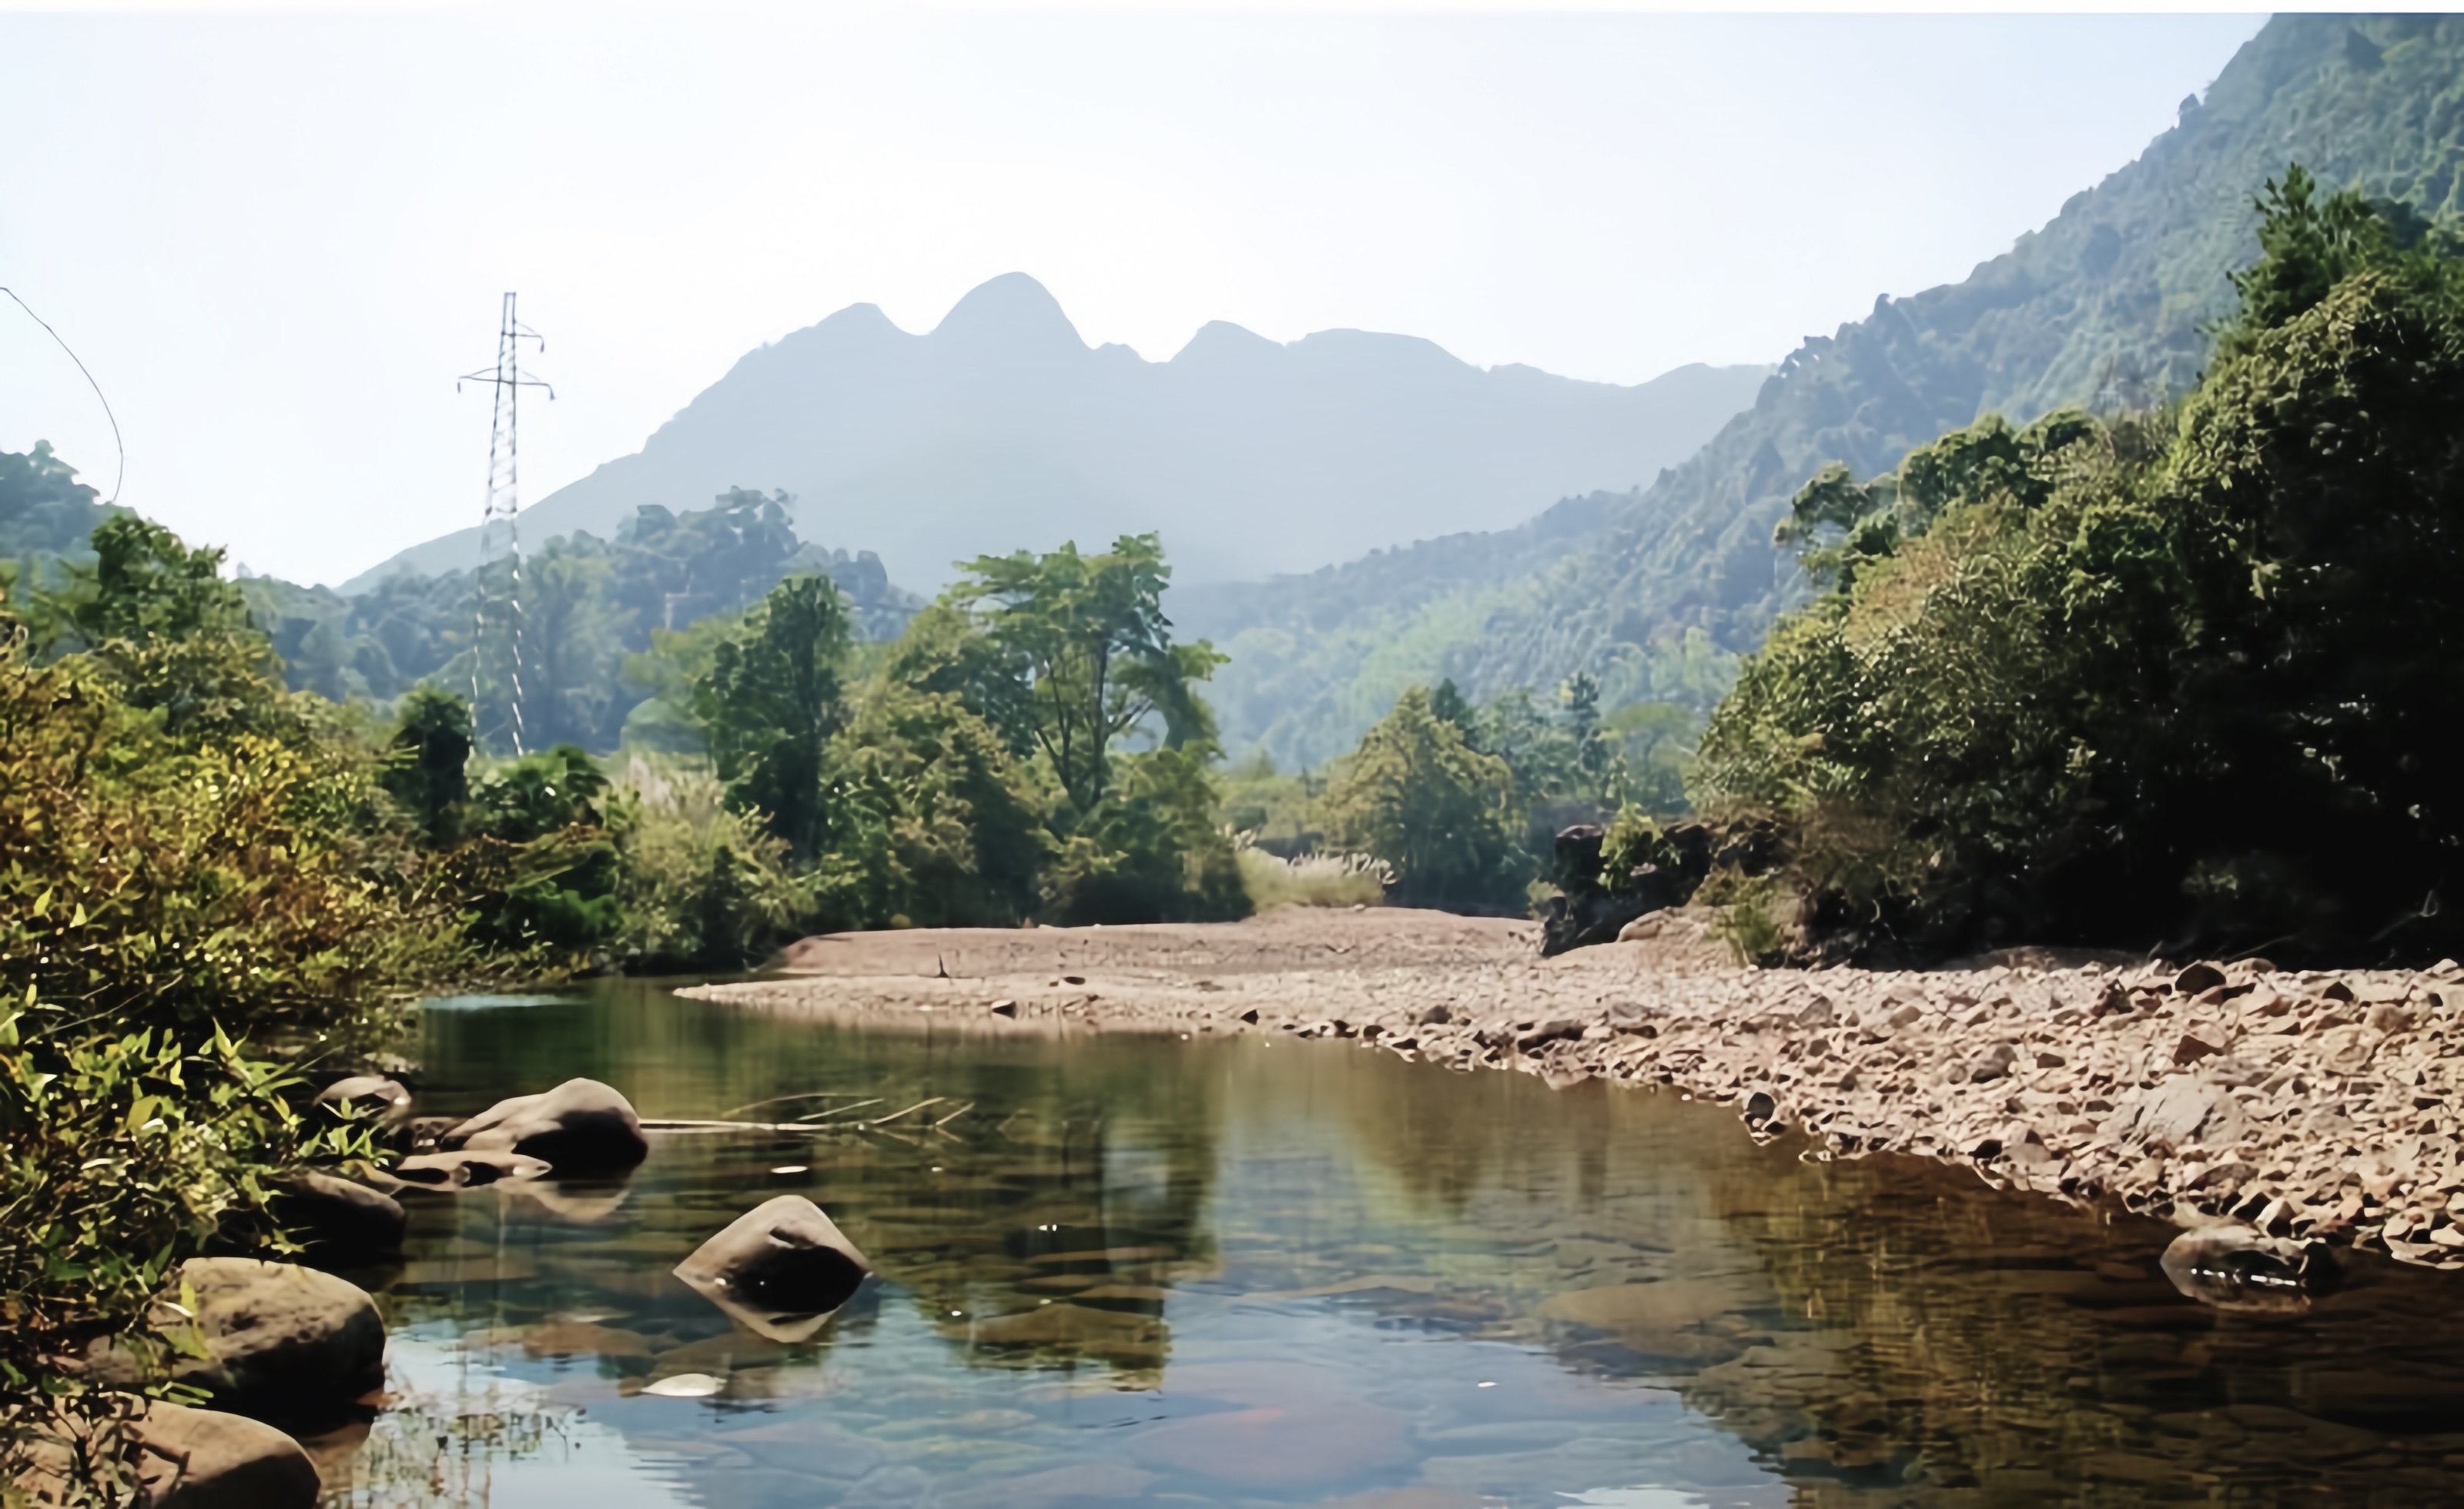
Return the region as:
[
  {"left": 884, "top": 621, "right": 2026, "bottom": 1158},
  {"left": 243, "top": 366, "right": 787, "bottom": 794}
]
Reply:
[{"left": 343, "top": 285, "right": 1770, "bottom": 594}]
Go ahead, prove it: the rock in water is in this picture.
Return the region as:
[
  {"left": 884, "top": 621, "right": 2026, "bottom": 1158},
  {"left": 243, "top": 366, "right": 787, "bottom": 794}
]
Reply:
[
  {"left": 675, "top": 1196, "right": 872, "bottom": 1343},
  {"left": 128, "top": 1260, "right": 386, "bottom": 1430},
  {"left": 313, "top": 1075, "right": 413, "bottom": 1129},
  {"left": 270, "top": 1173, "right": 407, "bottom": 1261},
  {"left": 387, "top": 1149, "right": 553, "bottom": 1189},
  {"left": 2160, "top": 1224, "right": 2340, "bottom": 1311},
  {"left": 135, "top": 1401, "right": 323, "bottom": 1509},
  {"left": 440, "top": 1078, "right": 648, "bottom": 1174}
]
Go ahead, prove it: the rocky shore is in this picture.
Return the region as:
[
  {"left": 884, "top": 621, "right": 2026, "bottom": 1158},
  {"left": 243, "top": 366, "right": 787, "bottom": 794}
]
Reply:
[{"left": 683, "top": 905, "right": 2464, "bottom": 1273}]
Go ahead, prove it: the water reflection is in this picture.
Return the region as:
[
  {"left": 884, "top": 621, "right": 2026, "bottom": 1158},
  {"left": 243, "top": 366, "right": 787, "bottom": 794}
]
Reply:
[{"left": 320, "top": 979, "right": 2464, "bottom": 1507}]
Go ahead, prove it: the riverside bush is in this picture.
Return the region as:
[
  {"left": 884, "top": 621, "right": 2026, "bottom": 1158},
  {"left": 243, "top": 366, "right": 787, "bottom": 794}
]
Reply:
[
  {"left": 1695, "top": 169, "right": 2464, "bottom": 963},
  {"left": 0, "top": 1002, "right": 380, "bottom": 1498},
  {"left": 0, "top": 627, "right": 459, "bottom": 1042}
]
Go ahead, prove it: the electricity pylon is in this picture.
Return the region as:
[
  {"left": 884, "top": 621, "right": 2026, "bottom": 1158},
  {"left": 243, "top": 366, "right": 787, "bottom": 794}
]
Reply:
[{"left": 458, "top": 293, "right": 553, "bottom": 756}]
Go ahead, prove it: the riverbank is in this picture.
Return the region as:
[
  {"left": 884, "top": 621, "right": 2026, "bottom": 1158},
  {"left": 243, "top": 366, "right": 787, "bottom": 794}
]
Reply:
[{"left": 680, "top": 906, "right": 2464, "bottom": 1271}]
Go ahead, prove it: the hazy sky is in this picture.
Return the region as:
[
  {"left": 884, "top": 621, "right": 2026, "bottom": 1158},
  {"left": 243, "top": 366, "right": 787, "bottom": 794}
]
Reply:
[{"left": 2, "top": 8, "right": 2262, "bottom": 586}]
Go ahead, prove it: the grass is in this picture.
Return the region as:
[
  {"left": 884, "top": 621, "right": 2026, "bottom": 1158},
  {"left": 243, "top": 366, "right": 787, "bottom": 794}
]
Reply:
[{"left": 1236, "top": 846, "right": 1391, "bottom": 909}]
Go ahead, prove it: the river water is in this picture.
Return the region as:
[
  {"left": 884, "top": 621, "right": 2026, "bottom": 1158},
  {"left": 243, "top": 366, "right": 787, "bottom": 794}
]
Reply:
[{"left": 317, "top": 980, "right": 2464, "bottom": 1507}]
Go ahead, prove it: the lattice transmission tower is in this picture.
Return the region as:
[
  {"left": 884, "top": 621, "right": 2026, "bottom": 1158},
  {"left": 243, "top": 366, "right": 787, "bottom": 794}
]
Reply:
[{"left": 458, "top": 293, "right": 553, "bottom": 756}]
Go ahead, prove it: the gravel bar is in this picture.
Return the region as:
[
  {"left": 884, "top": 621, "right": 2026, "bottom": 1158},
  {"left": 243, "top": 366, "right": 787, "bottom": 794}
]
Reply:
[{"left": 679, "top": 906, "right": 2464, "bottom": 1270}]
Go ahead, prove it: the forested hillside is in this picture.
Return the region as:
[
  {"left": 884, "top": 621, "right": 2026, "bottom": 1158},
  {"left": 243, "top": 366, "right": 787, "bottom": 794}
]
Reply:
[
  {"left": 1190, "top": 12, "right": 2464, "bottom": 768},
  {"left": 5, "top": 465, "right": 923, "bottom": 753},
  {"left": 0, "top": 440, "right": 121, "bottom": 581}
]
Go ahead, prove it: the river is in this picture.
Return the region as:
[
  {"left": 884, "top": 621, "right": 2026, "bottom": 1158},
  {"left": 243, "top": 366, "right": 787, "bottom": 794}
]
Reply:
[{"left": 314, "top": 979, "right": 2464, "bottom": 1506}]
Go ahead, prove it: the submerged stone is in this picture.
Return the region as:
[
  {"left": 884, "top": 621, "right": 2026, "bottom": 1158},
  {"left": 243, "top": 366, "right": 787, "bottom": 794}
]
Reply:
[{"left": 2160, "top": 1224, "right": 2340, "bottom": 1310}]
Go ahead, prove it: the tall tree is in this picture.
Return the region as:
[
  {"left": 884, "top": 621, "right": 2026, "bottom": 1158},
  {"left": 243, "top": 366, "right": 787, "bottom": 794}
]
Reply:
[
  {"left": 694, "top": 574, "right": 852, "bottom": 859},
  {"left": 950, "top": 534, "right": 1223, "bottom": 817},
  {"left": 1324, "top": 686, "right": 1518, "bottom": 909},
  {"left": 382, "top": 687, "right": 475, "bottom": 848}
]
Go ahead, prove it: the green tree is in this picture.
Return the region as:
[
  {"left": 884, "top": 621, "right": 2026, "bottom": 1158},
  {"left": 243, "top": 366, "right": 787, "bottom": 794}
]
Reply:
[
  {"left": 464, "top": 744, "right": 627, "bottom": 961},
  {"left": 951, "top": 535, "right": 1224, "bottom": 817},
  {"left": 382, "top": 686, "right": 474, "bottom": 848},
  {"left": 693, "top": 574, "right": 852, "bottom": 859},
  {"left": 1324, "top": 686, "right": 1518, "bottom": 909},
  {"left": 806, "top": 686, "right": 1053, "bottom": 930},
  {"left": 522, "top": 546, "right": 624, "bottom": 750},
  {"left": 46, "top": 515, "right": 293, "bottom": 740}
]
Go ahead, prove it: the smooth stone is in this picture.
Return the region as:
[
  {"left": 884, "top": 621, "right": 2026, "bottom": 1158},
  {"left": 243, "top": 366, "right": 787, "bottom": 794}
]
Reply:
[
  {"left": 386, "top": 1149, "right": 553, "bottom": 1189},
  {"left": 102, "top": 1260, "right": 387, "bottom": 1431},
  {"left": 136, "top": 1401, "right": 323, "bottom": 1509},
  {"left": 674, "top": 1196, "right": 872, "bottom": 1343},
  {"left": 442, "top": 1078, "right": 649, "bottom": 1174},
  {"left": 2160, "top": 1225, "right": 2339, "bottom": 1310},
  {"left": 639, "top": 1373, "right": 725, "bottom": 1397},
  {"left": 270, "top": 1173, "right": 406, "bottom": 1260}
]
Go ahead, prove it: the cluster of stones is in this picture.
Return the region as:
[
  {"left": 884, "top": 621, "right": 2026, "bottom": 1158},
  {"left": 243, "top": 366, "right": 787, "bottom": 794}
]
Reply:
[
  {"left": 22, "top": 1076, "right": 879, "bottom": 1507},
  {"left": 1287, "top": 955, "right": 2464, "bottom": 1268}
]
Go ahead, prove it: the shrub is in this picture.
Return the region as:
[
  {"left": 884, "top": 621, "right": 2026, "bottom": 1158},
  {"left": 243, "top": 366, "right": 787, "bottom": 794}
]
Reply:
[
  {"left": 0, "top": 634, "right": 460, "bottom": 1042},
  {"left": 0, "top": 1002, "right": 379, "bottom": 1494},
  {"left": 1322, "top": 687, "right": 1521, "bottom": 910},
  {"left": 611, "top": 758, "right": 812, "bottom": 970}
]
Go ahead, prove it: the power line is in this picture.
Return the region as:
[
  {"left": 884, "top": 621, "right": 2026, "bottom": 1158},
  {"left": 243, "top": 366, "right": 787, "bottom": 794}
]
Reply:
[
  {"left": 2, "top": 286, "right": 125, "bottom": 505},
  {"left": 458, "top": 293, "right": 554, "bottom": 757}
]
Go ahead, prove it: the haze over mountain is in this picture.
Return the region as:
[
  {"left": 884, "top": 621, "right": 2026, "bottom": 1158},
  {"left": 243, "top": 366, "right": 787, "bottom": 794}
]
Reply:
[
  {"left": 1187, "top": 12, "right": 2464, "bottom": 769},
  {"left": 343, "top": 279, "right": 1767, "bottom": 594}
]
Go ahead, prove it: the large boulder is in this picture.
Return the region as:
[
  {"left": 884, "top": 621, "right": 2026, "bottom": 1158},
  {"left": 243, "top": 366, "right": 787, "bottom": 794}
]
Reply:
[
  {"left": 270, "top": 1173, "right": 407, "bottom": 1263},
  {"left": 675, "top": 1196, "right": 872, "bottom": 1343},
  {"left": 440, "top": 1079, "right": 648, "bottom": 1174},
  {"left": 135, "top": 1401, "right": 323, "bottom": 1508},
  {"left": 11, "top": 1403, "right": 320, "bottom": 1509},
  {"left": 159, "top": 1259, "right": 385, "bottom": 1428}
]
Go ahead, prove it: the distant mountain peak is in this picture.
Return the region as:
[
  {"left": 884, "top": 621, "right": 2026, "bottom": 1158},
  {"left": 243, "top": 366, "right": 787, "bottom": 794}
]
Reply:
[
  {"left": 931, "top": 272, "right": 1084, "bottom": 350},
  {"left": 1173, "top": 320, "right": 1282, "bottom": 366}
]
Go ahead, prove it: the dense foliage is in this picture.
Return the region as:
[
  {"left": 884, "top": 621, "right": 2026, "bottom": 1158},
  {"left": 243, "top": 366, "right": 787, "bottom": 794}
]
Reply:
[
  {"left": 1695, "top": 170, "right": 2464, "bottom": 964},
  {"left": 0, "top": 1007, "right": 378, "bottom": 1484}
]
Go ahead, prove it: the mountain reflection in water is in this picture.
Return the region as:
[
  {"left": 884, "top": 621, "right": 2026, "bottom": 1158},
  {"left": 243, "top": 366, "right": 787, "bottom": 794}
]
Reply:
[{"left": 317, "top": 979, "right": 2464, "bottom": 1507}]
